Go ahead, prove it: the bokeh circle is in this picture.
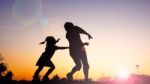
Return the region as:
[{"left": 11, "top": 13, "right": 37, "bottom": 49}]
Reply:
[{"left": 13, "top": 0, "right": 42, "bottom": 26}]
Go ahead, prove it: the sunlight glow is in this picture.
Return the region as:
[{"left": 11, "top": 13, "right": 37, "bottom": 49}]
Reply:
[{"left": 117, "top": 69, "right": 130, "bottom": 79}]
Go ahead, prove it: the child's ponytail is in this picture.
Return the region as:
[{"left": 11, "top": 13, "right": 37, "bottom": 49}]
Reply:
[
  {"left": 56, "top": 38, "right": 60, "bottom": 43},
  {"left": 39, "top": 41, "right": 46, "bottom": 44}
]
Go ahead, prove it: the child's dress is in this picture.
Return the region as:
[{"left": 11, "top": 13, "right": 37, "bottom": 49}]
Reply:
[{"left": 36, "top": 45, "right": 58, "bottom": 67}]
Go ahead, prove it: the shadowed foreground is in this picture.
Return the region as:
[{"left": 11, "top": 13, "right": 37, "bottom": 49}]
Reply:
[{"left": 1, "top": 74, "right": 150, "bottom": 84}]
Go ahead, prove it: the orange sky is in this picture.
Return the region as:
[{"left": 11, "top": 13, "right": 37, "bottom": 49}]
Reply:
[{"left": 0, "top": 0, "right": 150, "bottom": 81}]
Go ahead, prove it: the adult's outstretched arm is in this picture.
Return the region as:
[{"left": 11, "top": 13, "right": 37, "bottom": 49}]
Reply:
[{"left": 75, "top": 26, "right": 93, "bottom": 40}]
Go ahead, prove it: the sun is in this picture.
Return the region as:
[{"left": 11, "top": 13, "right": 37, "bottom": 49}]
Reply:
[{"left": 117, "top": 70, "right": 129, "bottom": 79}]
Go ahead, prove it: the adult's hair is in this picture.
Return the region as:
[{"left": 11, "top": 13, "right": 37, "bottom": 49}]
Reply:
[{"left": 64, "top": 22, "right": 74, "bottom": 31}]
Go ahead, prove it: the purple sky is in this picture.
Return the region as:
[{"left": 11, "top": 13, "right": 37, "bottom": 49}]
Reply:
[{"left": 0, "top": 0, "right": 150, "bottom": 80}]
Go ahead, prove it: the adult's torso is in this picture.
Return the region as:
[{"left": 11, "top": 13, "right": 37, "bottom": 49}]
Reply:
[{"left": 66, "top": 28, "right": 83, "bottom": 47}]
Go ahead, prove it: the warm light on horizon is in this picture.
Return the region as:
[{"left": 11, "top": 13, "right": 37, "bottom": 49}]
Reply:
[
  {"left": 0, "top": 0, "right": 150, "bottom": 81},
  {"left": 117, "top": 70, "right": 130, "bottom": 79}
]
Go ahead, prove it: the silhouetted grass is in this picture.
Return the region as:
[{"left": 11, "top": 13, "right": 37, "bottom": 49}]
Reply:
[{"left": 1, "top": 74, "right": 150, "bottom": 84}]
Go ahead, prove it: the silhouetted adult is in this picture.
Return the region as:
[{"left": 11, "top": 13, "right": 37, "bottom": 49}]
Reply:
[{"left": 64, "top": 22, "right": 93, "bottom": 81}]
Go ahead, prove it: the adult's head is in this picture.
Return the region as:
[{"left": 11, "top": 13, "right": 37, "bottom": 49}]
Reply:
[{"left": 64, "top": 22, "right": 74, "bottom": 32}]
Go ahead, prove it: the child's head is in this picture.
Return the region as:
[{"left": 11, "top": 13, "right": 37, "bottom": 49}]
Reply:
[{"left": 45, "top": 36, "right": 59, "bottom": 45}]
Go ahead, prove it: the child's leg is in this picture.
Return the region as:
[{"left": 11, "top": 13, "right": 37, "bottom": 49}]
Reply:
[
  {"left": 43, "top": 61, "right": 55, "bottom": 79},
  {"left": 33, "top": 66, "right": 43, "bottom": 79}
]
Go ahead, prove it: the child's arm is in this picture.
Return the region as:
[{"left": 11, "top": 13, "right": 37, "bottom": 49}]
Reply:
[{"left": 57, "top": 46, "right": 69, "bottom": 50}]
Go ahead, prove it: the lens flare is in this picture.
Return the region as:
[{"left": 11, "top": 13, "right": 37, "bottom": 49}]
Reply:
[
  {"left": 117, "top": 70, "right": 129, "bottom": 79},
  {"left": 42, "top": 17, "right": 64, "bottom": 37},
  {"left": 13, "top": 0, "right": 42, "bottom": 26},
  {"left": 40, "top": 16, "right": 49, "bottom": 28}
]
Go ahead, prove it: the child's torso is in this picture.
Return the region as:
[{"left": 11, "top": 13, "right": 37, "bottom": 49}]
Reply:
[{"left": 44, "top": 46, "right": 57, "bottom": 59}]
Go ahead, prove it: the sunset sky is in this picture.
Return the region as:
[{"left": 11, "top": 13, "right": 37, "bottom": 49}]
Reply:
[{"left": 0, "top": 0, "right": 150, "bottom": 81}]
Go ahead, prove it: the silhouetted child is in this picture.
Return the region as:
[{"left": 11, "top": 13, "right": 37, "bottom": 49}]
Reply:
[{"left": 33, "top": 36, "right": 69, "bottom": 81}]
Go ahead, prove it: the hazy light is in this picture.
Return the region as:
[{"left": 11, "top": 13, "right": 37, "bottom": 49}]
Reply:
[
  {"left": 40, "top": 16, "right": 49, "bottom": 28},
  {"left": 117, "top": 70, "right": 129, "bottom": 79},
  {"left": 13, "top": 0, "right": 42, "bottom": 26}
]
